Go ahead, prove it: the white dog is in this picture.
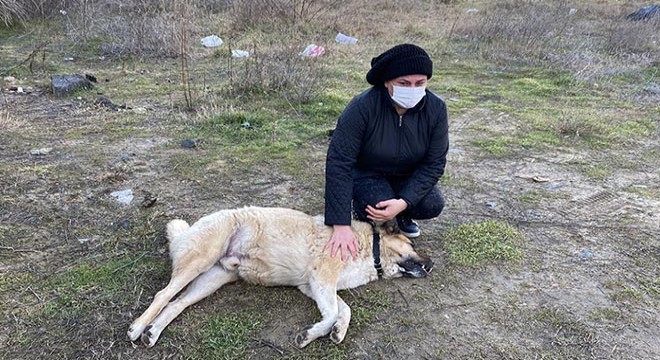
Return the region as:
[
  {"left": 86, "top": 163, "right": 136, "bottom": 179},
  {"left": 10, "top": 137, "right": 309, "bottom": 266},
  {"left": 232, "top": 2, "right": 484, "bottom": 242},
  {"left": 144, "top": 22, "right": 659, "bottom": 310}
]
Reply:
[{"left": 128, "top": 206, "right": 433, "bottom": 348}]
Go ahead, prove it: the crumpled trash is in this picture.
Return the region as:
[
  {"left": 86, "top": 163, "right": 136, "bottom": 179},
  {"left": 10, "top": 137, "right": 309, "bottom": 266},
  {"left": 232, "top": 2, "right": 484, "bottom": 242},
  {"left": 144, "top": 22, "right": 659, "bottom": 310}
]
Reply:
[
  {"left": 335, "top": 32, "right": 357, "bottom": 45},
  {"left": 201, "top": 35, "right": 223, "bottom": 48},
  {"left": 231, "top": 50, "right": 250, "bottom": 58},
  {"left": 110, "top": 189, "right": 134, "bottom": 205},
  {"left": 299, "top": 44, "right": 325, "bottom": 57},
  {"left": 467, "top": 8, "right": 479, "bottom": 14},
  {"left": 30, "top": 148, "right": 52, "bottom": 155},
  {"left": 576, "top": 249, "right": 594, "bottom": 261}
]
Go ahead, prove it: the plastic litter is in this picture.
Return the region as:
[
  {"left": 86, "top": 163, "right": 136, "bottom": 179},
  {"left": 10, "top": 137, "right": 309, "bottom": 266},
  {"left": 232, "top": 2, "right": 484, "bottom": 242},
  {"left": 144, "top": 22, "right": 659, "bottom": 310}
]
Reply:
[
  {"left": 201, "top": 35, "right": 223, "bottom": 48},
  {"left": 231, "top": 50, "right": 250, "bottom": 58},
  {"left": 335, "top": 33, "right": 357, "bottom": 45},
  {"left": 299, "top": 44, "right": 325, "bottom": 57},
  {"left": 569, "top": 8, "right": 577, "bottom": 15},
  {"left": 576, "top": 249, "right": 593, "bottom": 261},
  {"left": 110, "top": 189, "right": 134, "bottom": 205},
  {"left": 467, "top": 8, "right": 479, "bottom": 14},
  {"left": 30, "top": 148, "right": 52, "bottom": 155}
]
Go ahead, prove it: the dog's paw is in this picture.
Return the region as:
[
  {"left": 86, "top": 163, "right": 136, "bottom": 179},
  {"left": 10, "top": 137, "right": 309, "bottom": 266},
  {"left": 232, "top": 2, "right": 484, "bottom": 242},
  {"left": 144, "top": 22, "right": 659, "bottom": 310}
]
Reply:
[
  {"left": 330, "top": 324, "right": 342, "bottom": 344},
  {"left": 127, "top": 324, "right": 144, "bottom": 341},
  {"left": 140, "top": 325, "right": 158, "bottom": 348},
  {"left": 294, "top": 326, "right": 313, "bottom": 348}
]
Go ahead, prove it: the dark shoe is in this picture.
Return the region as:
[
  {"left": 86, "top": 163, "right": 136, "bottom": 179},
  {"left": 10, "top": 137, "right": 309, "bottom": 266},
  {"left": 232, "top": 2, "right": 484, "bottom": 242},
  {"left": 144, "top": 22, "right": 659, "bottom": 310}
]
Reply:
[{"left": 396, "top": 216, "right": 420, "bottom": 238}]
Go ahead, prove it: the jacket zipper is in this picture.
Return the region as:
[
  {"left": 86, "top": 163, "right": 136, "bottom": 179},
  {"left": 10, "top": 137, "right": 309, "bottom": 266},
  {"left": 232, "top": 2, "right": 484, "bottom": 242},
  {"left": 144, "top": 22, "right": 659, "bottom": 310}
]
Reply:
[{"left": 398, "top": 115, "right": 403, "bottom": 127}]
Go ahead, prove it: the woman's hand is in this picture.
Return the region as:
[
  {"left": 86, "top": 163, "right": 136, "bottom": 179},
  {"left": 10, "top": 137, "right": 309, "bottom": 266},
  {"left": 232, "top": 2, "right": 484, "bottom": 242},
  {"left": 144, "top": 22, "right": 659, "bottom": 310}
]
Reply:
[
  {"left": 324, "top": 225, "right": 358, "bottom": 262},
  {"left": 366, "top": 198, "right": 408, "bottom": 222}
]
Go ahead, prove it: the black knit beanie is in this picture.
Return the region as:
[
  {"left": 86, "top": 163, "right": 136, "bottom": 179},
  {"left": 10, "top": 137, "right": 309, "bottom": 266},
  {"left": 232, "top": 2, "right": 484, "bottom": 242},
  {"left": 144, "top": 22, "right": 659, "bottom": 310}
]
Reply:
[{"left": 366, "top": 44, "right": 433, "bottom": 85}]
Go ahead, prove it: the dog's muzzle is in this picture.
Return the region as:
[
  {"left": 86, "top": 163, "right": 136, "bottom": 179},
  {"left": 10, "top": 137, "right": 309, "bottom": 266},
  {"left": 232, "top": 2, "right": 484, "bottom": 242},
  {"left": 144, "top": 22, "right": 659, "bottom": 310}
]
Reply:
[{"left": 399, "top": 257, "right": 434, "bottom": 278}]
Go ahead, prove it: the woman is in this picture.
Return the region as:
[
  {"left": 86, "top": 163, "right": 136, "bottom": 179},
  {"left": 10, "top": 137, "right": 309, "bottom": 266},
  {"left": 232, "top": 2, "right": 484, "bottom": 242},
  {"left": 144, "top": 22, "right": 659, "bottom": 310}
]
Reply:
[{"left": 324, "top": 43, "right": 449, "bottom": 261}]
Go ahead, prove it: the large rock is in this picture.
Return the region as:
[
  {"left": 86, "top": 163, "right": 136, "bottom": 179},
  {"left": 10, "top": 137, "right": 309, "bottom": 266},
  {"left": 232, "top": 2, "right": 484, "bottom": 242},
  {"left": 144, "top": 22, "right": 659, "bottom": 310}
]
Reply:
[
  {"left": 626, "top": 4, "right": 660, "bottom": 20},
  {"left": 51, "top": 74, "right": 94, "bottom": 97}
]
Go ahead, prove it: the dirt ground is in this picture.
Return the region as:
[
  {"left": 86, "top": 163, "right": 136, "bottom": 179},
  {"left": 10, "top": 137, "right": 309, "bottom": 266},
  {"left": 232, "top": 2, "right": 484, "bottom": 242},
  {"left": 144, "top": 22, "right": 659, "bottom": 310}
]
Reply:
[{"left": 1, "top": 71, "right": 659, "bottom": 360}]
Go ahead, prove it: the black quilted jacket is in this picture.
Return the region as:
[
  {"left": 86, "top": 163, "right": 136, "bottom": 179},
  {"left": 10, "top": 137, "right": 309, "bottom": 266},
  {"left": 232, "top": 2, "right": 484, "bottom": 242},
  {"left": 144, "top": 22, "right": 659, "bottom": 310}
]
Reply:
[{"left": 324, "top": 86, "right": 449, "bottom": 225}]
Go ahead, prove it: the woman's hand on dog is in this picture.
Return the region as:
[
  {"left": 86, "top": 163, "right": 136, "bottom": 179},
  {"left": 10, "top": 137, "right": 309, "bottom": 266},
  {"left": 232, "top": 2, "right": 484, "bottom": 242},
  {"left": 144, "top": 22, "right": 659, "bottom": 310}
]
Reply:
[
  {"left": 366, "top": 198, "right": 408, "bottom": 222},
  {"left": 326, "top": 225, "right": 358, "bottom": 262}
]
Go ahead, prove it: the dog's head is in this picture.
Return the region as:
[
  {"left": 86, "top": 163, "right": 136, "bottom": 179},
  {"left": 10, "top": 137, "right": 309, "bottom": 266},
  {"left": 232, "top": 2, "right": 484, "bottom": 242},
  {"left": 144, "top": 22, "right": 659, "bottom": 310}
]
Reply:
[{"left": 377, "top": 221, "right": 434, "bottom": 279}]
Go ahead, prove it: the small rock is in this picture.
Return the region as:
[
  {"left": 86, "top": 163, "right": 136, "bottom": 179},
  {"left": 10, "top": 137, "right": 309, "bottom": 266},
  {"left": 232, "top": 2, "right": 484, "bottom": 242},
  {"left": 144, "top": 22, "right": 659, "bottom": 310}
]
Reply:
[
  {"left": 51, "top": 74, "right": 94, "bottom": 97},
  {"left": 140, "top": 191, "right": 158, "bottom": 208},
  {"left": 485, "top": 200, "right": 497, "bottom": 209},
  {"left": 85, "top": 74, "right": 97, "bottom": 83},
  {"left": 95, "top": 96, "right": 118, "bottom": 111},
  {"left": 117, "top": 219, "right": 132, "bottom": 230},
  {"left": 181, "top": 139, "right": 197, "bottom": 149}
]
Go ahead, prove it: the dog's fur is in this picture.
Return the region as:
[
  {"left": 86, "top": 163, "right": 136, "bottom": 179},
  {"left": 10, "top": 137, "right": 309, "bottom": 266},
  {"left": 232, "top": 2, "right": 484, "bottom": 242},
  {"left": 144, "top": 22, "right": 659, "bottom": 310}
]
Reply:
[{"left": 128, "top": 206, "right": 433, "bottom": 348}]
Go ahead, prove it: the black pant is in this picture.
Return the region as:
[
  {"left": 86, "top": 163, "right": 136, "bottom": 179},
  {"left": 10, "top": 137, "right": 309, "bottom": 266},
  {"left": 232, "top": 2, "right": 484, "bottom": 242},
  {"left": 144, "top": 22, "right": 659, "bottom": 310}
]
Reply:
[{"left": 352, "top": 175, "right": 445, "bottom": 222}]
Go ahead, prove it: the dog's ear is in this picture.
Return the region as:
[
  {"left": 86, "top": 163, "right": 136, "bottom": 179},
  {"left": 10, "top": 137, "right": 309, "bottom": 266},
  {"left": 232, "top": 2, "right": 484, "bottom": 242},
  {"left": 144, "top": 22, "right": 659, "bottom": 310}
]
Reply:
[{"left": 383, "top": 219, "right": 400, "bottom": 235}]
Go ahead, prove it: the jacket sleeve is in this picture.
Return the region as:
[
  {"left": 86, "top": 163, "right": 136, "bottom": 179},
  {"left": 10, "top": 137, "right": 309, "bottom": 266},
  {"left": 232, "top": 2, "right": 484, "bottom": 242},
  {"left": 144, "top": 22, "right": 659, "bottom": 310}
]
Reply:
[
  {"left": 398, "top": 101, "right": 449, "bottom": 207},
  {"left": 324, "top": 99, "right": 367, "bottom": 225}
]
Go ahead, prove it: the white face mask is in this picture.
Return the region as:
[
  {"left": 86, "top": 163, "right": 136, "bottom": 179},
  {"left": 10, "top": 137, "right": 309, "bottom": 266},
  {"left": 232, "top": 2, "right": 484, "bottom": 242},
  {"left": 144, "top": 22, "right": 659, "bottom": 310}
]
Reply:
[{"left": 391, "top": 85, "right": 427, "bottom": 109}]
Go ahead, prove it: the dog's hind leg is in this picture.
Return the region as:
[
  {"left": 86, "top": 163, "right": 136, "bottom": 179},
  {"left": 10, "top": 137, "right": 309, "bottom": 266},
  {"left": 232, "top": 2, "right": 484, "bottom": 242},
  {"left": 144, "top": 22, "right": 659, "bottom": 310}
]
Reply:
[
  {"left": 294, "top": 279, "right": 339, "bottom": 348},
  {"left": 127, "top": 253, "right": 218, "bottom": 342},
  {"left": 140, "top": 265, "right": 238, "bottom": 347}
]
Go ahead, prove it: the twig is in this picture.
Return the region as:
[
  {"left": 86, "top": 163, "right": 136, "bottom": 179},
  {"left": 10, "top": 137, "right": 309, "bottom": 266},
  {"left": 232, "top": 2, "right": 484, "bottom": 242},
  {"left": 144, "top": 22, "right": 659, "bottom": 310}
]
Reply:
[
  {"left": 26, "top": 286, "right": 43, "bottom": 302},
  {"left": 111, "top": 252, "right": 147, "bottom": 274},
  {"left": 443, "top": 300, "right": 482, "bottom": 308},
  {"left": 397, "top": 288, "right": 410, "bottom": 307},
  {"left": 252, "top": 338, "right": 286, "bottom": 356},
  {"left": 0, "top": 246, "right": 42, "bottom": 253}
]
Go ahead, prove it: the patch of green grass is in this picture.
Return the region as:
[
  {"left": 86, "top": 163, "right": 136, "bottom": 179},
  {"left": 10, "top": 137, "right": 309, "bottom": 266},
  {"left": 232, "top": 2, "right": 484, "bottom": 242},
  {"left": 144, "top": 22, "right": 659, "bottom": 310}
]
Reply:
[
  {"left": 471, "top": 136, "right": 516, "bottom": 156},
  {"left": 443, "top": 220, "right": 524, "bottom": 267},
  {"left": 299, "top": 91, "right": 350, "bottom": 123},
  {"left": 193, "top": 310, "right": 263, "bottom": 360},
  {"left": 604, "top": 280, "right": 644, "bottom": 304},
  {"left": 588, "top": 307, "right": 621, "bottom": 322},
  {"left": 342, "top": 288, "right": 391, "bottom": 331},
  {"left": 532, "top": 306, "right": 595, "bottom": 350},
  {"left": 580, "top": 163, "right": 613, "bottom": 180},
  {"left": 0, "top": 271, "right": 34, "bottom": 292},
  {"left": 43, "top": 253, "right": 167, "bottom": 317}
]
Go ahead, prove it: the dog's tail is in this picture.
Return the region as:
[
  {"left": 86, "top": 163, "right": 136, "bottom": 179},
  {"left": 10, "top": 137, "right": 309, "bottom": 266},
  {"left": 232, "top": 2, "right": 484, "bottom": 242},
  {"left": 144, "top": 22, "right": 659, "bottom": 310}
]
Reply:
[{"left": 166, "top": 219, "right": 190, "bottom": 242}]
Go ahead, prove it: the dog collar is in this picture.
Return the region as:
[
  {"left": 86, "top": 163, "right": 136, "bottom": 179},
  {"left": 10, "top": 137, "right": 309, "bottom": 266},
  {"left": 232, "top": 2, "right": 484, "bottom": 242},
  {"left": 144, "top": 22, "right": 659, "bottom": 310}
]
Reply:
[{"left": 372, "top": 232, "right": 384, "bottom": 277}]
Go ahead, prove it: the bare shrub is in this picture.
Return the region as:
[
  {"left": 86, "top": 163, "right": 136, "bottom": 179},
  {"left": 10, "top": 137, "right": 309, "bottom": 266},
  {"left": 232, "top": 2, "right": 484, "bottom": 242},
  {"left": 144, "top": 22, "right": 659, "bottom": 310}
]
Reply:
[
  {"left": 0, "top": 0, "right": 27, "bottom": 26},
  {"left": 227, "top": 41, "right": 327, "bottom": 103},
  {"left": 60, "top": 0, "right": 202, "bottom": 58},
  {"left": 604, "top": 16, "right": 660, "bottom": 55},
  {"left": 452, "top": 1, "right": 659, "bottom": 82},
  {"left": 229, "top": 0, "right": 344, "bottom": 32},
  {"left": 0, "top": 0, "right": 67, "bottom": 25},
  {"left": 455, "top": 1, "right": 575, "bottom": 64}
]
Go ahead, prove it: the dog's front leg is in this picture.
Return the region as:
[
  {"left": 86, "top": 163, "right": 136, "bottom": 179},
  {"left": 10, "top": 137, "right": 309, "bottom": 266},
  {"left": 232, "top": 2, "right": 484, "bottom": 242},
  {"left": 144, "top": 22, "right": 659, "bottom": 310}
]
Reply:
[
  {"left": 295, "top": 280, "right": 339, "bottom": 348},
  {"left": 329, "top": 295, "right": 351, "bottom": 344}
]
